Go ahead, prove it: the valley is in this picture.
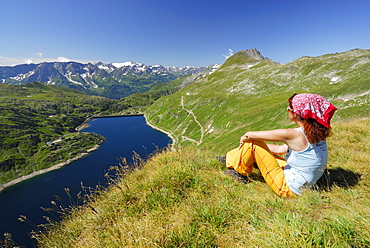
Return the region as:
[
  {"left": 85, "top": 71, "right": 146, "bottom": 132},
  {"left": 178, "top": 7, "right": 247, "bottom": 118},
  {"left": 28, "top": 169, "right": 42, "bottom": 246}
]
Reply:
[{"left": 1, "top": 48, "right": 369, "bottom": 247}]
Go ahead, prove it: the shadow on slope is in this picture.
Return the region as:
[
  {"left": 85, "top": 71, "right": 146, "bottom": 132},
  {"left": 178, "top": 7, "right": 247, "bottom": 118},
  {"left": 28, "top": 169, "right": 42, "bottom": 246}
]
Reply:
[{"left": 316, "top": 167, "right": 361, "bottom": 191}]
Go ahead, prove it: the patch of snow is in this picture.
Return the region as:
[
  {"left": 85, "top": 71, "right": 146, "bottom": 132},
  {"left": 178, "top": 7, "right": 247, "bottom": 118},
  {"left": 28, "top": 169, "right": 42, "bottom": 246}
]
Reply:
[
  {"left": 98, "top": 64, "right": 114, "bottom": 72},
  {"left": 209, "top": 64, "right": 221, "bottom": 74},
  {"left": 98, "top": 65, "right": 109, "bottom": 70},
  {"left": 91, "top": 82, "right": 98, "bottom": 88},
  {"left": 10, "top": 70, "right": 35, "bottom": 81},
  {"left": 113, "top": 61, "right": 136, "bottom": 68},
  {"left": 207, "top": 128, "right": 215, "bottom": 134},
  {"left": 325, "top": 71, "right": 342, "bottom": 84},
  {"left": 46, "top": 76, "right": 55, "bottom": 85},
  {"left": 206, "top": 123, "right": 215, "bottom": 134},
  {"left": 65, "top": 72, "right": 83, "bottom": 86},
  {"left": 136, "top": 66, "right": 146, "bottom": 72},
  {"left": 329, "top": 76, "right": 340, "bottom": 84},
  {"left": 87, "top": 79, "right": 99, "bottom": 88},
  {"left": 331, "top": 76, "right": 339, "bottom": 81},
  {"left": 81, "top": 73, "right": 98, "bottom": 88}
]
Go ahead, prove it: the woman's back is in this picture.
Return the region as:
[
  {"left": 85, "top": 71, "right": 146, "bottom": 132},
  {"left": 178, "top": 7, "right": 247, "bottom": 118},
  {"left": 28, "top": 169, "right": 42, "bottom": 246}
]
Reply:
[{"left": 284, "top": 127, "right": 328, "bottom": 194}]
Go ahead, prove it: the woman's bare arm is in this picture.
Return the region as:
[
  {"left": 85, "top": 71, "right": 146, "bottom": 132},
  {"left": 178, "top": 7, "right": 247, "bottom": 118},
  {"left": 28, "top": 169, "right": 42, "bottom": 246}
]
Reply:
[
  {"left": 239, "top": 128, "right": 308, "bottom": 151},
  {"left": 241, "top": 129, "right": 294, "bottom": 143},
  {"left": 267, "top": 144, "right": 288, "bottom": 155}
]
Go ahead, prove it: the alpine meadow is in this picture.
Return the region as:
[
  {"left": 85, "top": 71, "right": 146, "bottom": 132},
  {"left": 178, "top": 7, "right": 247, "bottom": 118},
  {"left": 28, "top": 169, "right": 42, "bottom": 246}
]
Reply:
[{"left": 8, "top": 49, "right": 370, "bottom": 247}]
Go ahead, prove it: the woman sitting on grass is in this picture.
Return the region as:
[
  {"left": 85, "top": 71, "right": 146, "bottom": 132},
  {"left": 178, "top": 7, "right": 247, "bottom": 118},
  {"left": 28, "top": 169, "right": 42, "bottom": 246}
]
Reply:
[{"left": 224, "top": 93, "right": 337, "bottom": 198}]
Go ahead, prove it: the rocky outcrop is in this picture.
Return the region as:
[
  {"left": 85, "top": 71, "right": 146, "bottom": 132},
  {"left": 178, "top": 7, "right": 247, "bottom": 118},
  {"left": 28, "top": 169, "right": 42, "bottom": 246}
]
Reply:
[{"left": 237, "top": 48, "right": 278, "bottom": 63}]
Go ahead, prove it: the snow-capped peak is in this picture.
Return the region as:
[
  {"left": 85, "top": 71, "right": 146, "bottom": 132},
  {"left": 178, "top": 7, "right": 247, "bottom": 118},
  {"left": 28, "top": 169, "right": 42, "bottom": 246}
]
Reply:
[{"left": 112, "top": 61, "right": 141, "bottom": 68}]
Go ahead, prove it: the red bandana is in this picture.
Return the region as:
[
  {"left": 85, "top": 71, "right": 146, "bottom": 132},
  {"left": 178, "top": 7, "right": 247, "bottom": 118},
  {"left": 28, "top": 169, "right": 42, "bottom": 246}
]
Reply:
[{"left": 292, "top": 93, "right": 337, "bottom": 128}]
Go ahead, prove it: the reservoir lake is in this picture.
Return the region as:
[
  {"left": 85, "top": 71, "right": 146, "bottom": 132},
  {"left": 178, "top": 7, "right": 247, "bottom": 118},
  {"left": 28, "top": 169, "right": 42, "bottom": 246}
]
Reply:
[{"left": 0, "top": 115, "right": 171, "bottom": 247}]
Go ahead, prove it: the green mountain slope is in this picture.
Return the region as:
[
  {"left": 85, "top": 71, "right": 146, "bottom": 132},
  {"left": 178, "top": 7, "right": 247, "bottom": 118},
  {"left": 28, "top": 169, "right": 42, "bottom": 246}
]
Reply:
[{"left": 146, "top": 48, "right": 370, "bottom": 151}]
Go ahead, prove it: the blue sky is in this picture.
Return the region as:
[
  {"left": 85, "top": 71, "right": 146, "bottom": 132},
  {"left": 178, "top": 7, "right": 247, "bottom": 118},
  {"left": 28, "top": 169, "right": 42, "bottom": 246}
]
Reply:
[{"left": 0, "top": 0, "right": 369, "bottom": 67}]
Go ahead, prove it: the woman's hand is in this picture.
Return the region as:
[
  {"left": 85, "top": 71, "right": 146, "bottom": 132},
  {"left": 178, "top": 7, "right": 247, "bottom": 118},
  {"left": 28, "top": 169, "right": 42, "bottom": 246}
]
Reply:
[{"left": 239, "top": 134, "right": 250, "bottom": 149}]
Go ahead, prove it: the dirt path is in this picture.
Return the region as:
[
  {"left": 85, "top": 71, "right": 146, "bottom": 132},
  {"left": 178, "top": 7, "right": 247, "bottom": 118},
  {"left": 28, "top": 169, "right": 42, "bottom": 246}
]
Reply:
[
  {"left": 180, "top": 96, "right": 204, "bottom": 146},
  {"left": 144, "top": 96, "right": 204, "bottom": 147}
]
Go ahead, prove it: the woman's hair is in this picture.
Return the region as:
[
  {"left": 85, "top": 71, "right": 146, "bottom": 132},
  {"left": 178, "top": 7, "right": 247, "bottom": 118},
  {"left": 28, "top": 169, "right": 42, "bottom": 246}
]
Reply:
[{"left": 288, "top": 94, "right": 332, "bottom": 143}]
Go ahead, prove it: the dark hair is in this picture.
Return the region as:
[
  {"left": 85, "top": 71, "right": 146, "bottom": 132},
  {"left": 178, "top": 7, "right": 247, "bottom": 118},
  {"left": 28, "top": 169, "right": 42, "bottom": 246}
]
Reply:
[
  {"left": 301, "top": 118, "right": 331, "bottom": 143},
  {"left": 288, "top": 93, "right": 332, "bottom": 143}
]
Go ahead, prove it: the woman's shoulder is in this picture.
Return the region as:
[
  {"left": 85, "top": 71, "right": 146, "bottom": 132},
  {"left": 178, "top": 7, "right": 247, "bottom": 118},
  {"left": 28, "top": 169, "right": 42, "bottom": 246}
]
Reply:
[{"left": 284, "top": 128, "right": 309, "bottom": 151}]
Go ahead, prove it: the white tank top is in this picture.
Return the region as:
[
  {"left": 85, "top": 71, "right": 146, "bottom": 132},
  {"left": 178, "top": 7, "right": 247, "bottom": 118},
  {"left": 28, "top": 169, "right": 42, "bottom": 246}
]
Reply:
[{"left": 284, "top": 127, "right": 328, "bottom": 195}]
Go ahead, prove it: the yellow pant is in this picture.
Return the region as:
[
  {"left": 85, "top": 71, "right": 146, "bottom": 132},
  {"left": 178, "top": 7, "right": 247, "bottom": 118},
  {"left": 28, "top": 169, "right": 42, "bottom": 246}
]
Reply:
[{"left": 226, "top": 140, "right": 296, "bottom": 198}]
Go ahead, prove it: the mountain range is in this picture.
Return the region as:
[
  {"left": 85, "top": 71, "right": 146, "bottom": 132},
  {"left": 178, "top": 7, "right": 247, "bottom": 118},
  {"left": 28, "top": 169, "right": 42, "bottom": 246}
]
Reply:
[{"left": 0, "top": 61, "right": 208, "bottom": 99}]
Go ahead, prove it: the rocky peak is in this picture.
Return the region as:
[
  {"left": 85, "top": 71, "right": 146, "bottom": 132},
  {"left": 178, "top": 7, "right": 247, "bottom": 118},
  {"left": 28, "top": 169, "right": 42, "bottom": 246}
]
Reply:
[
  {"left": 240, "top": 48, "right": 264, "bottom": 60},
  {"left": 237, "top": 48, "right": 277, "bottom": 63}
]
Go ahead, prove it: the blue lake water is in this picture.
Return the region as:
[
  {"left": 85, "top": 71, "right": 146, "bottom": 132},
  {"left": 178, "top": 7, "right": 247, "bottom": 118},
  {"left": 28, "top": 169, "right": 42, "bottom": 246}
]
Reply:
[{"left": 0, "top": 115, "right": 171, "bottom": 247}]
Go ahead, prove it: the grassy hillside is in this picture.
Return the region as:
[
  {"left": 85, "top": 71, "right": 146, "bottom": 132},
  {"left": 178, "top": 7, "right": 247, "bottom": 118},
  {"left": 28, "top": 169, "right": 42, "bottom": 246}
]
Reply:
[
  {"left": 36, "top": 118, "right": 370, "bottom": 247},
  {"left": 35, "top": 49, "right": 370, "bottom": 247},
  {"left": 145, "top": 49, "right": 370, "bottom": 151}
]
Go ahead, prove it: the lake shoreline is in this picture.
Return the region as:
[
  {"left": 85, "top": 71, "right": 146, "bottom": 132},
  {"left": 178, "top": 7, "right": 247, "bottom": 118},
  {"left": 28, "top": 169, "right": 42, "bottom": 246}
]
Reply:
[
  {"left": 143, "top": 115, "right": 176, "bottom": 146},
  {"left": 0, "top": 114, "right": 172, "bottom": 193},
  {"left": 0, "top": 144, "right": 101, "bottom": 193}
]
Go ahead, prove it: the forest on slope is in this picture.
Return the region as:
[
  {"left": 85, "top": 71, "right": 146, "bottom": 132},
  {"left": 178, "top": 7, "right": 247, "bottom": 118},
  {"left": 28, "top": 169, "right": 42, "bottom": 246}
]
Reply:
[{"left": 0, "top": 81, "right": 159, "bottom": 186}]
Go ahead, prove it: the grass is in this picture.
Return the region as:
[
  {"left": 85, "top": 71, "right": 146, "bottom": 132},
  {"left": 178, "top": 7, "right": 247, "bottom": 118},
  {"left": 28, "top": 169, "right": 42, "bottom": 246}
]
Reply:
[{"left": 36, "top": 118, "right": 370, "bottom": 247}]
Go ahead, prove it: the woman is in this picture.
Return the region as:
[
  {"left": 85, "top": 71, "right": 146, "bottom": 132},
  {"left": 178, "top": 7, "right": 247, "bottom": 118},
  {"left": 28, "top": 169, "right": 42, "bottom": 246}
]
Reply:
[{"left": 224, "top": 93, "right": 337, "bottom": 197}]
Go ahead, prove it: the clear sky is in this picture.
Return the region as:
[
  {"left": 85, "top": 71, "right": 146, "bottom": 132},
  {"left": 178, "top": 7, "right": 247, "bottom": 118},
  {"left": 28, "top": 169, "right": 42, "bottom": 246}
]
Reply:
[{"left": 0, "top": 0, "right": 369, "bottom": 67}]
